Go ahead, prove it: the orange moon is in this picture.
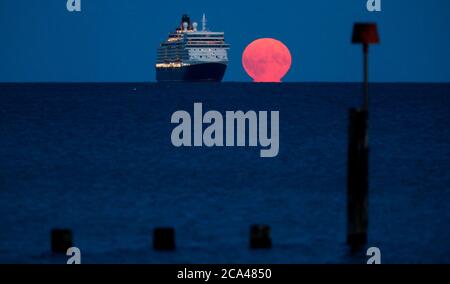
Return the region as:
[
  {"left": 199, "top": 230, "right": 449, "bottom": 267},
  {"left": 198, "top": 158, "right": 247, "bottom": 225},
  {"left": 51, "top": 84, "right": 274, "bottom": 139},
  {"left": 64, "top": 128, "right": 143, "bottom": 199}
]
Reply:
[{"left": 242, "top": 38, "right": 292, "bottom": 82}]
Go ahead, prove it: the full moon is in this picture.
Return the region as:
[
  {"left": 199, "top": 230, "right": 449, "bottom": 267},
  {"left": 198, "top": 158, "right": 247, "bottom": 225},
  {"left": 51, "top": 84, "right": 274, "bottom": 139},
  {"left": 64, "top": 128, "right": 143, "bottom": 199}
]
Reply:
[{"left": 242, "top": 38, "right": 292, "bottom": 82}]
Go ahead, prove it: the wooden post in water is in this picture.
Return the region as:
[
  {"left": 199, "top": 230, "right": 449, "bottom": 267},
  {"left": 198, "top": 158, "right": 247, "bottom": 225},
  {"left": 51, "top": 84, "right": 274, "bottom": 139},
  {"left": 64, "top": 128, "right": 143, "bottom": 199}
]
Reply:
[
  {"left": 347, "top": 109, "right": 369, "bottom": 249},
  {"left": 51, "top": 228, "right": 73, "bottom": 253},
  {"left": 250, "top": 225, "right": 272, "bottom": 249},
  {"left": 153, "top": 227, "right": 176, "bottom": 251},
  {"left": 363, "top": 44, "right": 369, "bottom": 111},
  {"left": 352, "top": 23, "right": 379, "bottom": 112},
  {"left": 348, "top": 23, "right": 379, "bottom": 250}
]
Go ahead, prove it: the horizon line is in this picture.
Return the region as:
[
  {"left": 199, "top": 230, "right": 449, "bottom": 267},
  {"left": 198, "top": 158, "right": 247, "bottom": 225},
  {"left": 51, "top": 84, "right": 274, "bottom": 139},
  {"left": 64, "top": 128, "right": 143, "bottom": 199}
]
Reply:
[{"left": 1, "top": 81, "right": 450, "bottom": 85}]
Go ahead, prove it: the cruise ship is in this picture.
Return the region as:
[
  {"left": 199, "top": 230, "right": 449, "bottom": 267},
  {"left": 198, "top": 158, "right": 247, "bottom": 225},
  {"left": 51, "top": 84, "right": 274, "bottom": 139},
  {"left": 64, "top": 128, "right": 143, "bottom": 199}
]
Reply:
[{"left": 156, "top": 14, "right": 229, "bottom": 82}]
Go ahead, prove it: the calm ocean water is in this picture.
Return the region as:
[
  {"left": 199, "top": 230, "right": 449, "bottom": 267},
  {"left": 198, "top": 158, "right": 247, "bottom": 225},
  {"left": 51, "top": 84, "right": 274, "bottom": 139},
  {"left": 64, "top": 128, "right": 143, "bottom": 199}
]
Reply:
[{"left": 0, "top": 83, "right": 449, "bottom": 264}]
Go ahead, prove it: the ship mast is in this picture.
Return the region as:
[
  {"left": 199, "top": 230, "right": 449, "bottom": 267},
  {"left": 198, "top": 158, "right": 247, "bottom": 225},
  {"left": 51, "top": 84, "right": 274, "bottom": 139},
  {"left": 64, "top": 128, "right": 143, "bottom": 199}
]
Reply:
[{"left": 202, "top": 13, "right": 207, "bottom": 31}]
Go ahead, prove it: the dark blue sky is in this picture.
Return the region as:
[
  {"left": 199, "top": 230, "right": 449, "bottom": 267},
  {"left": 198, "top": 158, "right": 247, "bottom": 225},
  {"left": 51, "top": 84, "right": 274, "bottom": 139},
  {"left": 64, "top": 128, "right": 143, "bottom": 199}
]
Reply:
[{"left": 1, "top": 0, "right": 449, "bottom": 82}]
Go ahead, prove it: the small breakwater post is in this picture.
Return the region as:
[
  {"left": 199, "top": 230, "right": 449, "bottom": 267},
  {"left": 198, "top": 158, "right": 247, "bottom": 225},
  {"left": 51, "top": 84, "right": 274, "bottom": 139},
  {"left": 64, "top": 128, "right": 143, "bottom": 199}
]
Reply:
[
  {"left": 153, "top": 227, "right": 176, "bottom": 251},
  {"left": 51, "top": 228, "right": 73, "bottom": 254},
  {"left": 250, "top": 224, "right": 272, "bottom": 249},
  {"left": 347, "top": 23, "right": 379, "bottom": 250}
]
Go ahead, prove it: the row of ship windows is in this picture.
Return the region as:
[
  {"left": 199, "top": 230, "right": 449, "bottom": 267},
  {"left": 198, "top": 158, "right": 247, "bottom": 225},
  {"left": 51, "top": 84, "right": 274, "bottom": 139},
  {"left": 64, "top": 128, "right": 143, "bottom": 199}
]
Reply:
[
  {"left": 191, "top": 48, "right": 214, "bottom": 51},
  {"left": 196, "top": 56, "right": 226, "bottom": 59},
  {"left": 157, "top": 56, "right": 227, "bottom": 59},
  {"left": 157, "top": 49, "right": 226, "bottom": 53},
  {"left": 162, "top": 41, "right": 227, "bottom": 45},
  {"left": 163, "top": 40, "right": 224, "bottom": 44},
  {"left": 162, "top": 45, "right": 228, "bottom": 48},
  {"left": 185, "top": 35, "right": 224, "bottom": 37},
  {"left": 158, "top": 55, "right": 226, "bottom": 60}
]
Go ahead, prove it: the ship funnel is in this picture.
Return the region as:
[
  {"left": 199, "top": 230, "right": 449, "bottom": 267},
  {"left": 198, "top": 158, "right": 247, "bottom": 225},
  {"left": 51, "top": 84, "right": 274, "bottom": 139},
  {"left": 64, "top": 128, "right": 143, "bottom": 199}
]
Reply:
[
  {"left": 202, "top": 13, "right": 207, "bottom": 31},
  {"left": 192, "top": 22, "right": 198, "bottom": 31},
  {"left": 181, "top": 14, "right": 191, "bottom": 29}
]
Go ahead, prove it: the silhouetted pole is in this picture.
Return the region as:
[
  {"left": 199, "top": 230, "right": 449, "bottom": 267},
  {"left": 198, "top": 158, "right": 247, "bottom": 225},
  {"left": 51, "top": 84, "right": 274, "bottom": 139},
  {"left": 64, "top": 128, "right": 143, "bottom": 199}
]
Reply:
[
  {"left": 363, "top": 44, "right": 369, "bottom": 111},
  {"left": 153, "top": 227, "right": 176, "bottom": 251},
  {"left": 250, "top": 225, "right": 272, "bottom": 249},
  {"left": 348, "top": 23, "right": 379, "bottom": 250},
  {"left": 51, "top": 229, "right": 73, "bottom": 253},
  {"left": 347, "top": 109, "right": 369, "bottom": 249},
  {"left": 353, "top": 23, "right": 379, "bottom": 112}
]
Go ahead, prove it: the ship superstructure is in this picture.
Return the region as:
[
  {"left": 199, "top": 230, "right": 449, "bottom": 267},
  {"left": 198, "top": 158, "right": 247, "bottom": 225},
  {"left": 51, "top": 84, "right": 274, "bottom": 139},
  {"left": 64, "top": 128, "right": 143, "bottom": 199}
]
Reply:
[{"left": 156, "top": 14, "right": 229, "bottom": 82}]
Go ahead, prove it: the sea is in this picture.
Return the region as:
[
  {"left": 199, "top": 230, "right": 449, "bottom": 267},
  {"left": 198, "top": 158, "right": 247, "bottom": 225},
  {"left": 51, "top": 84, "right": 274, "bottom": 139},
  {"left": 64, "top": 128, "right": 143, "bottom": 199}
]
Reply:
[{"left": 0, "top": 83, "right": 449, "bottom": 264}]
